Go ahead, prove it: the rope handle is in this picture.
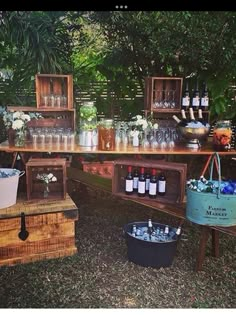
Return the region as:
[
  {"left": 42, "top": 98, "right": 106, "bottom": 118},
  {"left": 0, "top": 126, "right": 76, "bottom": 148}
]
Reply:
[
  {"left": 200, "top": 152, "right": 222, "bottom": 199},
  {"left": 200, "top": 153, "right": 219, "bottom": 178}
]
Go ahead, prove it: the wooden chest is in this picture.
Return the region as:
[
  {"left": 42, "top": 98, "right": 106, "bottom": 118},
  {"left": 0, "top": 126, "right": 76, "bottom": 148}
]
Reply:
[{"left": 0, "top": 194, "right": 78, "bottom": 266}]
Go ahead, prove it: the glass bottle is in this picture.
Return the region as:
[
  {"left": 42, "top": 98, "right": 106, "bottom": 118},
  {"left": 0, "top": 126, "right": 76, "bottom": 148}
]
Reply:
[
  {"left": 138, "top": 167, "right": 146, "bottom": 197},
  {"left": 213, "top": 120, "right": 232, "bottom": 151},
  {"left": 182, "top": 81, "right": 190, "bottom": 110},
  {"left": 158, "top": 173, "right": 166, "bottom": 196},
  {"left": 79, "top": 101, "right": 97, "bottom": 147},
  {"left": 125, "top": 165, "right": 133, "bottom": 195},
  {"left": 192, "top": 80, "right": 200, "bottom": 110},
  {"left": 200, "top": 82, "right": 209, "bottom": 109},
  {"left": 149, "top": 168, "right": 157, "bottom": 199},
  {"left": 98, "top": 119, "right": 115, "bottom": 151},
  {"left": 133, "top": 168, "right": 139, "bottom": 193}
]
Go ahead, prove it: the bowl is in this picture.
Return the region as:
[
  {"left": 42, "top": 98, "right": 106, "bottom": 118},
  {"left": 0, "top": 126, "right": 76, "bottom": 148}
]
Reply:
[{"left": 177, "top": 121, "right": 211, "bottom": 147}]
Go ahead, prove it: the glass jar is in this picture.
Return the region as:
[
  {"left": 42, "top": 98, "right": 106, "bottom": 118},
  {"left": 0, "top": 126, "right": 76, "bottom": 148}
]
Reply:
[
  {"left": 79, "top": 101, "right": 97, "bottom": 130},
  {"left": 98, "top": 119, "right": 115, "bottom": 151},
  {"left": 213, "top": 120, "right": 232, "bottom": 151},
  {"left": 79, "top": 101, "right": 98, "bottom": 147}
]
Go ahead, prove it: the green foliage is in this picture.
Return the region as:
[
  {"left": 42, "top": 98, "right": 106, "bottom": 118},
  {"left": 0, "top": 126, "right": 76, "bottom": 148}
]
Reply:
[
  {"left": 88, "top": 11, "right": 236, "bottom": 120},
  {"left": 0, "top": 11, "right": 73, "bottom": 106}
]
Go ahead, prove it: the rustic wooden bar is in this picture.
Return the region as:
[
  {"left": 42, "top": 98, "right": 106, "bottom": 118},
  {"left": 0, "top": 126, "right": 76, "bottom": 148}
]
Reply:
[
  {"left": 0, "top": 139, "right": 236, "bottom": 155},
  {"left": 0, "top": 194, "right": 78, "bottom": 266},
  {"left": 0, "top": 140, "right": 235, "bottom": 271}
]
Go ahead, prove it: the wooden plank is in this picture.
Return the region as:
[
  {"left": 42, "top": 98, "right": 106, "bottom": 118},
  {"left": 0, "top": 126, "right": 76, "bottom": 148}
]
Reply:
[
  {"left": 0, "top": 222, "right": 75, "bottom": 247},
  {"left": 0, "top": 236, "right": 75, "bottom": 260},
  {"left": 0, "top": 194, "right": 78, "bottom": 219},
  {"left": 0, "top": 210, "right": 78, "bottom": 232},
  {"left": 0, "top": 247, "right": 78, "bottom": 266}
]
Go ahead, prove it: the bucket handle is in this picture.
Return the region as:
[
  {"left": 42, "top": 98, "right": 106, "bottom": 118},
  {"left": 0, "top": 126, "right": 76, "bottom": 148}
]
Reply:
[
  {"left": 210, "top": 152, "right": 222, "bottom": 199},
  {"left": 19, "top": 171, "right": 25, "bottom": 177},
  {"left": 201, "top": 153, "right": 222, "bottom": 199}
]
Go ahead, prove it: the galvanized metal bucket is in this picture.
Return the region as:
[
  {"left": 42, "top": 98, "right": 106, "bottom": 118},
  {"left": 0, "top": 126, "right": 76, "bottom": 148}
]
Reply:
[
  {"left": 0, "top": 169, "right": 25, "bottom": 209},
  {"left": 186, "top": 153, "right": 236, "bottom": 227}
]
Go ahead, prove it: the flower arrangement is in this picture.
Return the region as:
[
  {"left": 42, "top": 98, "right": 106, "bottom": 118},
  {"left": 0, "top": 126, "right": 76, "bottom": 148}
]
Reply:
[
  {"left": 36, "top": 173, "right": 57, "bottom": 198},
  {"left": 0, "top": 108, "right": 42, "bottom": 146},
  {"left": 128, "top": 114, "right": 158, "bottom": 137},
  {"left": 1, "top": 109, "right": 42, "bottom": 130},
  {"left": 36, "top": 173, "right": 57, "bottom": 184}
]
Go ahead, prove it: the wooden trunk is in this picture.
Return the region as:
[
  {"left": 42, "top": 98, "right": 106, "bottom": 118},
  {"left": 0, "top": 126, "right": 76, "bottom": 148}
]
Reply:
[{"left": 0, "top": 194, "right": 78, "bottom": 266}]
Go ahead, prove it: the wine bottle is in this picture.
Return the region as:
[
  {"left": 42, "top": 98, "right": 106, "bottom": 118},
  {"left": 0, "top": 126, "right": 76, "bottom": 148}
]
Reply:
[
  {"left": 198, "top": 109, "right": 208, "bottom": 126},
  {"left": 131, "top": 224, "right": 137, "bottom": 237},
  {"left": 133, "top": 168, "right": 139, "bottom": 193},
  {"left": 125, "top": 165, "right": 133, "bottom": 195},
  {"left": 172, "top": 115, "right": 187, "bottom": 127},
  {"left": 200, "top": 82, "right": 209, "bottom": 109},
  {"left": 138, "top": 167, "right": 146, "bottom": 197},
  {"left": 181, "top": 81, "right": 190, "bottom": 109},
  {"left": 148, "top": 218, "right": 154, "bottom": 236},
  {"left": 158, "top": 173, "right": 166, "bottom": 196},
  {"left": 169, "top": 226, "right": 182, "bottom": 240},
  {"left": 189, "top": 107, "right": 198, "bottom": 125},
  {"left": 181, "top": 109, "right": 188, "bottom": 125},
  {"left": 192, "top": 81, "right": 200, "bottom": 110},
  {"left": 145, "top": 169, "right": 151, "bottom": 193},
  {"left": 149, "top": 168, "right": 157, "bottom": 199}
]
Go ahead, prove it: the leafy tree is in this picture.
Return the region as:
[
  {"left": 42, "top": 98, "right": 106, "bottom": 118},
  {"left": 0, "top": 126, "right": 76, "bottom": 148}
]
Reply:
[
  {"left": 88, "top": 11, "right": 236, "bottom": 120},
  {"left": 0, "top": 11, "right": 73, "bottom": 105}
]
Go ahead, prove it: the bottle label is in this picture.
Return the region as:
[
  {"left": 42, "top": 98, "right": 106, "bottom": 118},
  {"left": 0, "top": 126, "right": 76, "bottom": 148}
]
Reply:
[
  {"left": 182, "top": 96, "right": 190, "bottom": 106},
  {"left": 149, "top": 182, "right": 157, "bottom": 195},
  {"left": 125, "top": 179, "right": 133, "bottom": 192},
  {"left": 192, "top": 97, "right": 200, "bottom": 106},
  {"left": 138, "top": 181, "right": 145, "bottom": 194},
  {"left": 145, "top": 178, "right": 150, "bottom": 190},
  {"left": 158, "top": 180, "right": 166, "bottom": 193},
  {"left": 201, "top": 97, "right": 209, "bottom": 107},
  {"left": 133, "top": 177, "right": 138, "bottom": 189}
]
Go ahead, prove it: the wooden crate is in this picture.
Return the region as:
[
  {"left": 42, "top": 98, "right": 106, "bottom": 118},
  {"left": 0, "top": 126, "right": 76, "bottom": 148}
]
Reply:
[
  {"left": 35, "top": 74, "right": 73, "bottom": 109},
  {"left": 7, "top": 106, "right": 76, "bottom": 131},
  {"left": 112, "top": 158, "right": 187, "bottom": 204},
  {"left": 82, "top": 161, "right": 114, "bottom": 179},
  {"left": 26, "top": 158, "right": 67, "bottom": 200},
  {"left": 0, "top": 194, "right": 78, "bottom": 266},
  {"left": 144, "top": 77, "right": 183, "bottom": 113}
]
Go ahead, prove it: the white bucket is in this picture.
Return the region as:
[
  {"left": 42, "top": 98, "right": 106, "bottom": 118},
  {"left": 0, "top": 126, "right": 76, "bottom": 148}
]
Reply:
[{"left": 0, "top": 169, "right": 25, "bottom": 209}]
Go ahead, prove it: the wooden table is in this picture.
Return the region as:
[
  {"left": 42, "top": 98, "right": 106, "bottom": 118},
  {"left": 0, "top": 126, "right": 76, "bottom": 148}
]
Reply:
[{"left": 0, "top": 140, "right": 235, "bottom": 271}]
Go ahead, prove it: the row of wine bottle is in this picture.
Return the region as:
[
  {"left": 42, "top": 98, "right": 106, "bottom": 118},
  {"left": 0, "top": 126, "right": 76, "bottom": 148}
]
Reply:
[
  {"left": 125, "top": 166, "right": 166, "bottom": 198},
  {"left": 182, "top": 81, "right": 209, "bottom": 109}
]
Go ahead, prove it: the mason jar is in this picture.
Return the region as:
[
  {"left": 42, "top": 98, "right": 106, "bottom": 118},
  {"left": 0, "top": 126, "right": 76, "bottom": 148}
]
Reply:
[
  {"left": 213, "top": 120, "right": 232, "bottom": 151},
  {"left": 79, "top": 101, "right": 98, "bottom": 147},
  {"left": 98, "top": 119, "right": 115, "bottom": 151}
]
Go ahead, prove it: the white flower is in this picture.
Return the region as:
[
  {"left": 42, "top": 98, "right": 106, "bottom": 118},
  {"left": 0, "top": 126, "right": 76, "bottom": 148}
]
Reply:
[
  {"left": 13, "top": 111, "right": 23, "bottom": 119},
  {"left": 12, "top": 119, "right": 24, "bottom": 130},
  {"left": 48, "top": 173, "right": 54, "bottom": 180},
  {"left": 21, "top": 114, "right": 31, "bottom": 121},
  {"left": 153, "top": 123, "right": 158, "bottom": 130},
  {"left": 36, "top": 172, "right": 57, "bottom": 184}
]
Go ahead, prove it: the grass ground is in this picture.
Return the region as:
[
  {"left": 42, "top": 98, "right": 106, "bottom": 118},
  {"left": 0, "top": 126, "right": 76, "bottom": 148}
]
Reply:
[{"left": 0, "top": 182, "right": 235, "bottom": 309}]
